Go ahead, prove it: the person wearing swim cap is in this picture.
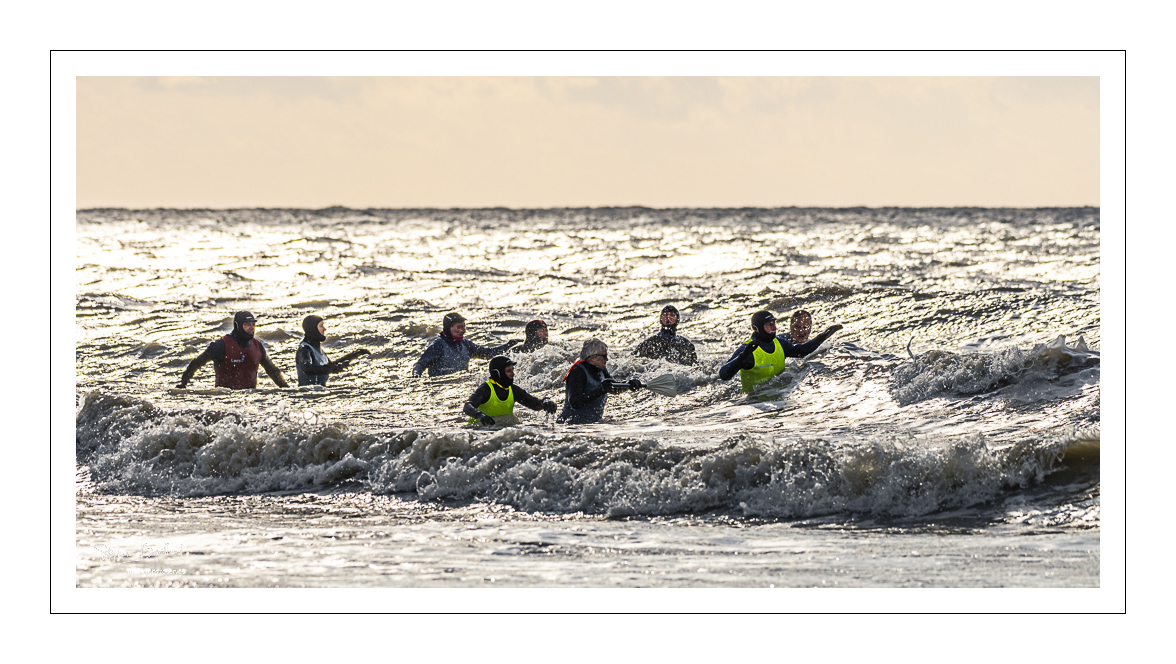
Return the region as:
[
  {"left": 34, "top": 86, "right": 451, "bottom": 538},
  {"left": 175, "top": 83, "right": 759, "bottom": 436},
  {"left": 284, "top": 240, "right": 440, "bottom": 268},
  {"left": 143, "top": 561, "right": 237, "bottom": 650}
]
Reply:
[
  {"left": 518, "top": 319, "right": 550, "bottom": 353},
  {"left": 294, "top": 315, "right": 370, "bottom": 387},
  {"left": 177, "top": 311, "right": 289, "bottom": 389},
  {"left": 412, "top": 312, "right": 520, "bottom": 377},
  {"left": 717, "top": 310, "right": 843, "bottom": 392},
  {"left": 463, "top": 356, "right": 558, "bottom": 426},
  {"left": 557, "top": 339, "right": 642, "bottom": 424},
  {"left": 633, "top": 305, "right": 697, "bottom": 365}
]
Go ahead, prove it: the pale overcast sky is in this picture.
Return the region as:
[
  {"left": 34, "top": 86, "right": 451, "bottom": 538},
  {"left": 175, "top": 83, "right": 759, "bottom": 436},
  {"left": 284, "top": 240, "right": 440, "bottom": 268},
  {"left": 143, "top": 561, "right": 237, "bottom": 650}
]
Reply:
[{"left": 76, "top": 76, "right": 1099, "bottom": 209}]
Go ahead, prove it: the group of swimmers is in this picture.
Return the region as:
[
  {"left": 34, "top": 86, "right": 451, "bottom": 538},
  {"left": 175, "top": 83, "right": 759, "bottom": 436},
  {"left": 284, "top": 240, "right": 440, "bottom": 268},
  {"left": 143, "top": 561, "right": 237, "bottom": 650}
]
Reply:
[{"left": 177, "top": 306, "right": 842, "bottom": 426}]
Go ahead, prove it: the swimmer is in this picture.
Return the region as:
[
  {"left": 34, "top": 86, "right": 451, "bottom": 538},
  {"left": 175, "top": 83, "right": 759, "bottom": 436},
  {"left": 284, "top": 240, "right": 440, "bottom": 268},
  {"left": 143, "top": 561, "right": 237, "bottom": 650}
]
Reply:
[
  {"left": 177, "top": 311, "right": 289, "bottom": 389},
  {"left": 557, "top": 339, "right": 642, "bottom": 424},
  {"left": 717, "top": 310, "right": 843, "bottom": 392},
  {"left": 463, "top": 356, "right": 558, "bottom": 426},
  {"left": 412, "top": 312, "right": 520, "bottom": 377},
  {"left": 518, "top": 319, "right": 550, "bottom": 353},
  {"left": 295, "top": 315, "right": 370, "bottom": 387},
  {"left": 632, "top": 305, "right": 697, "bottom": 365}
]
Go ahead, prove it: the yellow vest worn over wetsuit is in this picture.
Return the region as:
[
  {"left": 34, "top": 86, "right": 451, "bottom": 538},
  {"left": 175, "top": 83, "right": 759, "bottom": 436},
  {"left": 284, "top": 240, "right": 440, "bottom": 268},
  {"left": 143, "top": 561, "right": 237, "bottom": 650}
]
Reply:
[
  {"left": 468, "top": 379, "right": 515, "bottom": 425},
  {"left": 739, "top": 337, "right": 787, "bottom": 392}
]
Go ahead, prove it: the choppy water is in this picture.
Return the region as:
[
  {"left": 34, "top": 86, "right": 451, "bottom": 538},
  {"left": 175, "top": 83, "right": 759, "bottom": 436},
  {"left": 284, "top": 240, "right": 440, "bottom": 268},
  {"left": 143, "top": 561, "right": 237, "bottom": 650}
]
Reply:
[{"left": 74, "top": 207, "right": 1100, "bottom": 588}]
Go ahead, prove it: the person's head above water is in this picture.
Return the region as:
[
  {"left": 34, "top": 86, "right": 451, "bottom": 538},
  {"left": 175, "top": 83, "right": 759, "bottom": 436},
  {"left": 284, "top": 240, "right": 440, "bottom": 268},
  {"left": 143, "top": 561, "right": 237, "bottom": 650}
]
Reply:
[
  {"left": 659, "top": 305, "right": 680, "bottom": 334},
  {"left": 750, "top": 310, "right": 777, "bottom": 342},
  {"left": 442, "top": 312, "right": 466, "bottom": 341},
  {"left": 789, "top": 310, "right": 812, "bottom": 344},
  {"left": 580, "top": 338, "right": 609, "bottom": 369},
  {"left": 302, "top": 315, "right": 326, "bottom": 344},
  {"left": 232, "top": 311, "right": 257, "bottom": 342},
  {"left": 525, "top": 319, "right": 549, "bottom": 346},
  {"left": 488, "top": 355, "right": 517, "bottom": 386}
]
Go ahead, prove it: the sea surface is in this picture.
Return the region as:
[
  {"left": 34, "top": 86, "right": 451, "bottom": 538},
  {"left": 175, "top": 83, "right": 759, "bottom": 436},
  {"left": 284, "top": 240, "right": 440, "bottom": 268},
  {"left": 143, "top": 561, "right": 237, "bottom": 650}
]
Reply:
[{"left": 73, "top": 206, "right": 1101, "bottom": 592}]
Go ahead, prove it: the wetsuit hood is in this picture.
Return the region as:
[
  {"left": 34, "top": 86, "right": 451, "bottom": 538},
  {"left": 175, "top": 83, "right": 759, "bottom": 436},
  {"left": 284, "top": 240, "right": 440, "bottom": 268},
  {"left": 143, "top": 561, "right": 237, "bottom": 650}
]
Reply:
[
  {"left": 302, "top": 315, "right": 326, "bottom": 346},
  {"left": 488, "top": 355, "right": 516, "bottom": 387},
  {"left": 441, "top": 312, "right": 466, "bottom": 342},
  {"left": 524, "top": 319, "right": 549, "bottom": 349},
  {"left": 659, "top": 305, "right": 680, "bottom": 336},
  {"left": 750, "top": 310, "right": 777, "bottom": 343},
  {"left": 231, "top": 311, "right": 257, "bottom": 346}
]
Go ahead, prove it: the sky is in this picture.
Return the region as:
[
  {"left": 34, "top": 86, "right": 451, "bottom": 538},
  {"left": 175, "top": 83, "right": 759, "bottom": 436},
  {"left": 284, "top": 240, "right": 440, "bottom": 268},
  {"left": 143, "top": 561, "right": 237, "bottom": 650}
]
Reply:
[{"left": 75, "top": 75, "right": 1100, "bottom": 209}]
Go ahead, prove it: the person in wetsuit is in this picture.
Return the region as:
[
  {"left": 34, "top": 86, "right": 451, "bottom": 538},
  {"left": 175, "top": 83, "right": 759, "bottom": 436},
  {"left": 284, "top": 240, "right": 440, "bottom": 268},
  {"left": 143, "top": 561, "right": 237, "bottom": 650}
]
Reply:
[
  {"left": 463, "top": 356, "right": 558, "bottom": 426},
  {"left": 632, "top": 305, "right": 697, "bottom": 365},
  {"left": 177, "top": 311, "right": 289, "bottom": 389},
  {"left": 717, "top": 310, "right": 843, "bottom": 393},
  {"left": 295, "top": 315, "right": 370, "bottom": 387},
  {"left": 518, "top": 319, "right": 550, "bottom": 353},
  {"left": 557, "top": 339, "right": 642, "bottom": 424},
  {"left": 412, "top": 312, "right": 520, "bottom": 377}
]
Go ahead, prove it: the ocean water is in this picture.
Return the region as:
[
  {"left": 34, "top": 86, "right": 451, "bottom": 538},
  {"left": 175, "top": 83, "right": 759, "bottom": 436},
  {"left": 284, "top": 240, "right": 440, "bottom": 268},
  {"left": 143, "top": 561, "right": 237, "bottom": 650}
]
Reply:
[{"left": 73, "top": 206, "right": 1101, "bottom": 592}]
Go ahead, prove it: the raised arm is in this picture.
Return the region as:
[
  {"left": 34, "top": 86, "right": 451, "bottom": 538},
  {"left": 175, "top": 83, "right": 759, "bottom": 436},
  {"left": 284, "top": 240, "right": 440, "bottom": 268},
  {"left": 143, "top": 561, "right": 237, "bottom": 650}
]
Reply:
[
  {"left": 780, "top": 324, "right": 843, "bottom": 358},
  {"left": 468, "top": 339, "right": 520, "bottom": 360}
]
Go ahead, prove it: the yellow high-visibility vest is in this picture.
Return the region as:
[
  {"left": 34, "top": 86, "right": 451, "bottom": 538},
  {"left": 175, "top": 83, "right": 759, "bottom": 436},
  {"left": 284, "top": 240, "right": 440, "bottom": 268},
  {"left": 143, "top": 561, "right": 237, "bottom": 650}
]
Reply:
[
  {"left": 739, "top": 338, "right": 786, "bottom": 392},
  {"left": 468, "top": 379, "right": 515, "bottom": 425}
]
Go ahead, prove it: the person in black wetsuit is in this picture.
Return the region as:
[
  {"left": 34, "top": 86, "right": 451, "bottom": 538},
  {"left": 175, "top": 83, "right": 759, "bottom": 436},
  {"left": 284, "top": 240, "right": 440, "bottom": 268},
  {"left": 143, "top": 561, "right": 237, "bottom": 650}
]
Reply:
[
  {"left": 412, "top": 312, "right": 520, "bottom": 377},
  {"left": 294, "top": 315, "right": 370, "bottom": 387},
  {"left": 518, "top": 319, "right": 550, "bottom": 353},
  {"left": 632, "top": 305, "right": 697, "bottom": 365},
  {"left": 557, "top": 339, "right": 642, "bottom": 424},
  {"left": 717, "top": 310, "right": 843, "bottom": 392},
  {"left": 463, "top": 356, "right": 558, "bottom": 426},
  {"left": 177, "top": 311, "right": 289, "bottom": 389}
]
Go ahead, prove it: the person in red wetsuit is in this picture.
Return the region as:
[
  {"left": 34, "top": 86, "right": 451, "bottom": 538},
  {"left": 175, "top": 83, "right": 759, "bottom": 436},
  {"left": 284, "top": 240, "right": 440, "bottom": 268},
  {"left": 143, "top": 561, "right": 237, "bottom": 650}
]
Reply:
[{"left": 177, "top": 311, "right": 289, "bottom": 389}]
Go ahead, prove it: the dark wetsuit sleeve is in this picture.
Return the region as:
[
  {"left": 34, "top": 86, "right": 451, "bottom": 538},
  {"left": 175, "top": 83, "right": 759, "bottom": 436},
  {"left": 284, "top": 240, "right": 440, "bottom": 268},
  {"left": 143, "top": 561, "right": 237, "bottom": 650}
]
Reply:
[
  {"left": 679, "top": 338, "right": 697, "bottom": 365},
  {"left": 718, "top": 343, "right": 756, "bottom": 381},
  {"left": 467, "top": 340, "right": 514, "bottom": 360},
  {"left": 178, "top": 340, "right": 225, "bottom": 387},
  {"left": 511, "top": 385, "right": 546, "bottom": 411},
  {"left": 462, "top": 383, "right": 493, "bottom": 420},
  {"left": 259, "top": 346, "right": 289, "bottom": 388},
  {"left": 778, "top": 327, "right": 838, "bottom": 358},
  {"left": 467, "top": 383, "right": 492, "bottom": 409},
  {"left": 413, "top": 339, "right": 443, "bottom": 376}
]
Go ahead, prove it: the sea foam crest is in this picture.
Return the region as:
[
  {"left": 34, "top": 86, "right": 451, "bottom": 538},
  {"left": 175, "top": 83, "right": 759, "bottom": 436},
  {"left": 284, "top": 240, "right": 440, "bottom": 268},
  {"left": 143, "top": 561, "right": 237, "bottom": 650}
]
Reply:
[
  {"left": 76, "top": 391, "right": 1094, "bottom": 519},
  {"left": 888, "top": 335, "right": 1099, "bottom": 405}
]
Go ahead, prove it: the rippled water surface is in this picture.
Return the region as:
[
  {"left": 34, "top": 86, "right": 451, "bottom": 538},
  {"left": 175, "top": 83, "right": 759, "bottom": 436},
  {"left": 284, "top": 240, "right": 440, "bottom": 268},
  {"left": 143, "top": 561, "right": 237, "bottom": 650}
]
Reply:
[{"left": 74, "top": 207, "right": 1101, "bottom": 589}]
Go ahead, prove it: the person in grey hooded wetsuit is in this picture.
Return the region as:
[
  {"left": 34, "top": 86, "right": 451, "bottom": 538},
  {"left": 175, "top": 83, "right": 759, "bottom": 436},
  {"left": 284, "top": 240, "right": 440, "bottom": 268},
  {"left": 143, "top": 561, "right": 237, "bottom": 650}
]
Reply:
[
  {"left": 412, "top": 312, "right": 520, "bottom": 377},
  {"left": 295, "top": 315, "right": 369, "bottom": 386}
]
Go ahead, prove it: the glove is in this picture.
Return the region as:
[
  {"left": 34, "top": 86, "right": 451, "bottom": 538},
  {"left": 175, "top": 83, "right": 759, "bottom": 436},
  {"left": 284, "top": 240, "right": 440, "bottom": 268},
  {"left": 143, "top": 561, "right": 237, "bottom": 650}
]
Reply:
[
  {"left": 602, "top": 379, "right": 626, "bottom": 395},
  {"left": 176, "top": 381, "right": 187, "bottom": 389},
  {"left": 826, "top": 324, "right": 844, "bottom": 334},
  {"left": 628, "top": 378, "right": 643, "bottom": 390},
  {"left": 479, "top": 414, "right": 496, "bottom": 426},
  {"left": 541, "top": 399, "right": 557, "bottom": 414}
]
